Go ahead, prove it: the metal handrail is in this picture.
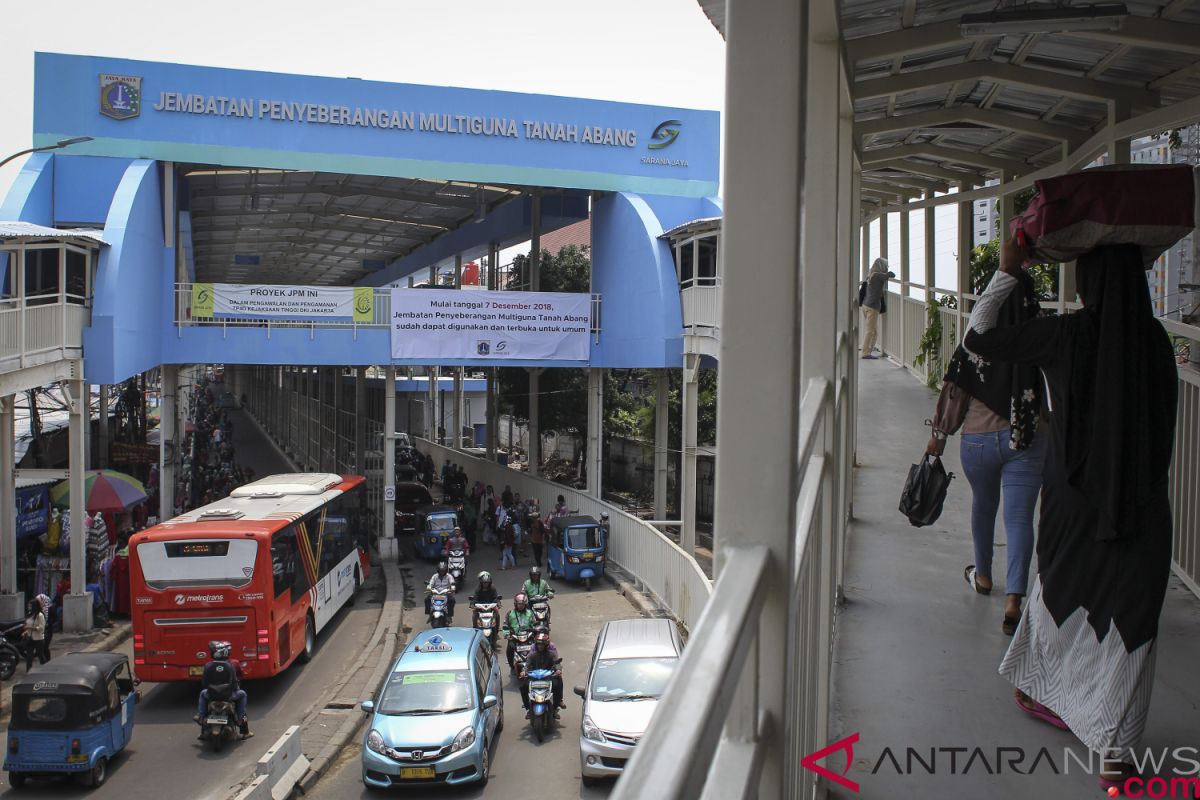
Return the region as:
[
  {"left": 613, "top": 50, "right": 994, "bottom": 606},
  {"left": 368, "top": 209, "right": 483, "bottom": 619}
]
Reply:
[{"left": 610, "top": 545, "right": 769, "bottom": 800}]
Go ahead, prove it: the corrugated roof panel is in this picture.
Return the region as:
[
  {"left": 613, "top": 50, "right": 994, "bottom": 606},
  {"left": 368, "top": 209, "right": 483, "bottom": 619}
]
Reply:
[{"left": 0, "top": 221, "right": 107, "bottom": 244}]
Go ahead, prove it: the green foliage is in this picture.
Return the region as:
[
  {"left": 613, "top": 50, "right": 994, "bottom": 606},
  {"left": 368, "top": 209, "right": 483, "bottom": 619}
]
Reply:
[
  {"left": 508, "top": 245, "right": 591, "bottom": 293},
  {"left": 913, "top": 295, "right": 956, "bottom": 391},
  {"left": 969, "top": 240, "right": 1058, "bottom": 302}
]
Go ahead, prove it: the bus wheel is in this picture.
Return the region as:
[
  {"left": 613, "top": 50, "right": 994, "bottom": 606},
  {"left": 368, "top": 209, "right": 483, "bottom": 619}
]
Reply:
[{"left": 298, "top": 615, "right": 316, "bottom": 664}]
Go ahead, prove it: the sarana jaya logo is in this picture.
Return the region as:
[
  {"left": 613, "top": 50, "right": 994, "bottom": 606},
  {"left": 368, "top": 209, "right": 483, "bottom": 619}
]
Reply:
[
  {"left": 648, "top": 119, "right": 682, "bottom": 150},
  {"left": 802, "top": 733, "right": 1200, "bottom": 796}
]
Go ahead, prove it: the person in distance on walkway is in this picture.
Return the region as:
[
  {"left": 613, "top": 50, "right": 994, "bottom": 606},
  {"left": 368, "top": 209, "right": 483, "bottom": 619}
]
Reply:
[
  {"left": 965, "top": 238, "right": 1178, "bottom": 790},
  {"left": 927, "top": 267, "right": 1047, "bottom": 635},
  {"left": 860, "top": 257, "right": 895, "bottom": 359}
]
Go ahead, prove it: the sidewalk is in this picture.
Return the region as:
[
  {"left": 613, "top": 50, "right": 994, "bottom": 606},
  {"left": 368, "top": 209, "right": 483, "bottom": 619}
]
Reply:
[{"left": 831, "top": 359, "right": 1200, "bottom": 799}]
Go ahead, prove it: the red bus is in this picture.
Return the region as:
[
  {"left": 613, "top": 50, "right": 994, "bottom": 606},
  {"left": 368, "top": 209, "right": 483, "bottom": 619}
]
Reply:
[{"left": 129, "top": 473, "right": 371, "bottom": 681}]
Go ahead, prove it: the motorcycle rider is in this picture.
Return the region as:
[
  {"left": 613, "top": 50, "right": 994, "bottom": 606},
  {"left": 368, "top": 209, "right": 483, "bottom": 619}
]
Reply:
[
  {"left": 471, "top": 571, "right": 499, "bottom": 603},
  {"left": 521, "top": 631, "right": 565, "bottom": 718},
  {"left": 503, "top": 592, "right": 535, "bottom": 670},
  {"left": 193, "top": 640, "right": 253, "bottom": 739},
  {"left": 599, "top": 511, "right": 610, "bottom": 535},
  {"left": 425, "top": 561, "right": 456, "bottom": 623},
  {"left": 442, "top": 526, "right": 471, "bottom": 556}
]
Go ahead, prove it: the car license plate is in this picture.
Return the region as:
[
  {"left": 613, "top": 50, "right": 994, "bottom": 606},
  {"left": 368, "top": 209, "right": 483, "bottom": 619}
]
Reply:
[
  {"left": 205, "top": 716, "right": 228, "bottom": 725},
  {"left": 188, "top": 665, "right": 204, "bottom": 677},
  {"left": 582, "top": 552, "right": 593, "bottom": 560},
  {"left": 400, "top": 767, "right": 436, "bottom": 779},
  {"left": 67, "top": 754, "right": 88, "bottom": 763}
]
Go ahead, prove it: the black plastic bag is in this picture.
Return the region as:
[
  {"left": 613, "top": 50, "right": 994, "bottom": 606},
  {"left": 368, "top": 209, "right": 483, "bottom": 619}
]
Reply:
[{"left": 899, "top": 454, "right": 954, "bottom": 527}]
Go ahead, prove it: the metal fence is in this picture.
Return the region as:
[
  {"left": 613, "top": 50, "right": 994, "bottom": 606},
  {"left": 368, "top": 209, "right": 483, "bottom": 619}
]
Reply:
[{"left": 415, "top": 439, "right": 713, "bottom": 633}]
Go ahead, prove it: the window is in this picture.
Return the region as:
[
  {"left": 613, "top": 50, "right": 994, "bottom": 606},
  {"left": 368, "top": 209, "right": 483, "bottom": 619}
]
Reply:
[
  {"left": 24, "top": 247, "right": 61, "bottom": 304},
  {"left": 378, "top": 670, "right": 473, "bottom": 715},
  {"left": 25, "top": 697, "right": 67, "bottom": 723},
  {"left": 474, "top": 646, "right": 490, "bottom": 698},
  {"left": 566, "top": 525, "right": 603, "bottom": 550},
  {"left": 65, "top": 249, "right": 87, "bottom": 303},
  {"left": 271, "top": 528, "right": 299, "bottom": 599},
  {"left": 107, "top": 677, "right": 120, "bottom": 713},
  {"left": 696, "top": 236, "right": 718, "bottom": 286},
  {"left": 137, "top": 539, "right": 258, "bottom": 589},
  {"left": 677, "top": 241, "right": 694, "bottom": 285},
  {"left": 590, "top": 657, "right": 679, "bottom": 701}
]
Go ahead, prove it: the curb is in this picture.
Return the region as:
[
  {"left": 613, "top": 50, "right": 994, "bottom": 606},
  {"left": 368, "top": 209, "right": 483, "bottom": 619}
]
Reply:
[
  {"left": 82, "top": 622, "right": 134, "bottom": 654},
  {"left": 604, "top": 565, "right": 668, "bottom": 619},
  {"left": 292, "top": 556, "right": 407, "bottom": 796}
]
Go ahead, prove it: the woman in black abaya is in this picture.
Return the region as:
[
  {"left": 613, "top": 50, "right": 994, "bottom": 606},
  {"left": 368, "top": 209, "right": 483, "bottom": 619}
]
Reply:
[{"left": 962, "top": 239, "right": 1178, "bottom": 789}]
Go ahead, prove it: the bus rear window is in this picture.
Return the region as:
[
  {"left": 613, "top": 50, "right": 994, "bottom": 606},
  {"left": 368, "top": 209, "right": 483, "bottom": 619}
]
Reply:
[{"left": 136, "top": 539, "right": 259, "bottom": 590}]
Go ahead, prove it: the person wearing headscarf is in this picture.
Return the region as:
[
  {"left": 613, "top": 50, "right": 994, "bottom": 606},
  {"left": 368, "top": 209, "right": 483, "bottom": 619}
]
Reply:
[
  {"left": 964, "top": 238, "right": 1177, "bottom": 790},
  {"left": 927, "top": 268, "right": 1046, "bottom": 635},
  {"left": 861, "top": 257, "right": 895, "bottom": 359}
]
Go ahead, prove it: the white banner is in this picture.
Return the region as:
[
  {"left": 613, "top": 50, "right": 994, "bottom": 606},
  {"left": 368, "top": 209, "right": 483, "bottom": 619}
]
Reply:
[
  {"left": 390, "top": 289, "right": 591, "bottom": 360},
  {"left": 193, "top": 283, "right": 375, "bottom": 321}
]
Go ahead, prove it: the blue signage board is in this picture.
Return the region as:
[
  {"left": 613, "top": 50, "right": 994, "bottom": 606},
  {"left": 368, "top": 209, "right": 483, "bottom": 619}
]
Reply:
[
  {"left": 16, "top": 485, "right": 50, "bottom": 539},
  {"left": 34, "top": 53, "right": 719, "bottom": 197}
]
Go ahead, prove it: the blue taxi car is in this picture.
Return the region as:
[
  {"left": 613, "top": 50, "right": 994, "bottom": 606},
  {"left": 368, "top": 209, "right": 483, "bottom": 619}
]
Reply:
[{"left": 360, "top": 628, "right": 503, "bottom": 788}]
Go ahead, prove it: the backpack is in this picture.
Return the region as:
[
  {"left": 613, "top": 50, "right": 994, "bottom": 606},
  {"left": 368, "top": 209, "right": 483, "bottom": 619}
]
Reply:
[
  {"left": 857, "top": 281, "right": 867, "bottom": 307},
  {"left": 202, "top": 660, "right": 237, "bottom": 698}
]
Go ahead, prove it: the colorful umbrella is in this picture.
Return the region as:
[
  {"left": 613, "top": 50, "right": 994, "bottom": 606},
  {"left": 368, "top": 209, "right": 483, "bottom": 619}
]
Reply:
[{"left": 50, "top": 469, "right": 149, "bottom": 513}]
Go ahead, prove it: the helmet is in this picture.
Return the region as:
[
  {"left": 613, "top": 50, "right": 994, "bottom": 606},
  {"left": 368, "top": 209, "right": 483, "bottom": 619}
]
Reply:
[
  {"left": 478, "top": 571, "right": 492, "bottom": 585},
  {"left": 534, "top": 631, "right": 550, "bottom": 648},
  {"left": 453, "top": 526, "right": 462, "bottom": 536},
  {"left": 209, "top": 640, "right": 232, "bottom": 660},
  {"left": 529, "top": 566, "right": 541, "bottom": 582},
  {"left": 514, "top": 592, "right": 528, "bottom": 610},
  {"left": 437, "top": 561, "right": 448, "bottom": 575},
  {"left": 600, "top": 511, "right": 610, "bottom": 521}
]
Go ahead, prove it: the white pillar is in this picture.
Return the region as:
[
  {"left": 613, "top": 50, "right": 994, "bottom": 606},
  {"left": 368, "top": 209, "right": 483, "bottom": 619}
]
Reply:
[
  {"left": 586, "top": 368, "right": 604, "bottom": 498},
  {"left": 527, "top": 369, "right": 541, "bottom": 477},
  {"left": 0, "top": 394, "right": 21, "bottom": 619},
  {"left": 715, "top": 0, "right": 805, "bottom": 792},
  {"left": 680, "top": 354, "right": 700, "bottom": 554},
  {"left": 957, "top": 182, "right": 974, "bottom": 335},
  {"left": 899, "top": 208, "right": 911, "bottom": 365},
  {"left": 64, "top": 376, "right": 92, "bottom": 633},
  {"left": 160, "top": 365, "right": 177, "bottom": 523},
  {"left": 383, "top": 366, "right": 396, "bottom": 558},
  {"left": 653, "top": 370, "right": 669, "bottom": 519}
]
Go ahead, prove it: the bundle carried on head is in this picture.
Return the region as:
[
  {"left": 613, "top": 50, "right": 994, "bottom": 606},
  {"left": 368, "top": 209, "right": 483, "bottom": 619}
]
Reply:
[{"left": 1009, "top": 164, "right": 1198, "bottom": 267}]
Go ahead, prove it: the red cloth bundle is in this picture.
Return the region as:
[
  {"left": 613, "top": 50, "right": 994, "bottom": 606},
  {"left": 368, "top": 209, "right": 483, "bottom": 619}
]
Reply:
[{"left": 1009, "top": 164, "right": 1198, "bottom": 266}]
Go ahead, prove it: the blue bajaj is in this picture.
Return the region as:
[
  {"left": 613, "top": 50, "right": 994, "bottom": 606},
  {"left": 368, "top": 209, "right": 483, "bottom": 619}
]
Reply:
[
  {"left": 547, "top": 516, "right": 607, "bottom": 590},
  {"left": 414, "top": 506, "right": 460, "bottom": 561},
  {"left": 4, "top": 653, "right": 139, "bottom": 789}
]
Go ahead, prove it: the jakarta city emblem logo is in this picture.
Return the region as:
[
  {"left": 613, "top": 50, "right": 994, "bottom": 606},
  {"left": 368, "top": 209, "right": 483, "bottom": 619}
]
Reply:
[
  {"left": 648, "top": 119, "right": 683, "bottom": 150},
  {"left": 476, "top": 341, "right": 491, "bottom": 356},
  {"left": 100, "top": 74, "right": 142, "bottom": 120}
]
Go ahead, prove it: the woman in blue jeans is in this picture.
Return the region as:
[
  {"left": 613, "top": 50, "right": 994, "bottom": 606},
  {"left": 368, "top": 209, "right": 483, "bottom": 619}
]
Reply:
[{"left": 927, "top": 269, "right": 1046, "bottom": 635}]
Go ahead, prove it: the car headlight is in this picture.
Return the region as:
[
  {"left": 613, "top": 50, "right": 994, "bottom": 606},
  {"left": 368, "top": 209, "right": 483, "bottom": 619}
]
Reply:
[
  {"left": 367, "top": 729, "right": 385, "bottom": 753},
  {"left": 568, "top": 556, "right": 580, "bottom": 564},
  {"left": 451, "top": 726, "right": 476, "bottom": 753},
  {"left": 582, "top": 715, "right": 606, "bottom": 743}
]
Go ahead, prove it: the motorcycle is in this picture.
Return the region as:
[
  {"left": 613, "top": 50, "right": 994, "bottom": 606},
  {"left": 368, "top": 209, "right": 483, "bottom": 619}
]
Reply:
[
  {"left": 446, "top": 549, "right": 467, "bottom": 592},
  {"left": 428, "top": 587, "right": 453, "bottom": 628},
  {"left": 526, "top": 663, "right": 561, "bottom": 744},
  {"left": 508, "top": 629, "right": 533, "bottom": 679},
  {"left": 198, "top": 695, "right": 239, "bottom": 752},
  {"left": 470, "top": 598, "right": 501, "bottom": 649},
  {"left": 528, "top": 593, "right": 552, "bottom": 631},
  {"left": 0, "top": 620, "right": 25, "bottom": 681}
]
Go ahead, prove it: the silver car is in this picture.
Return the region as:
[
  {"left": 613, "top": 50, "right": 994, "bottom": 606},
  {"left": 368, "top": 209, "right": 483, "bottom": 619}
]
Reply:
[{"left": 574, "top": 618, "right": 684, "bottom": 783}]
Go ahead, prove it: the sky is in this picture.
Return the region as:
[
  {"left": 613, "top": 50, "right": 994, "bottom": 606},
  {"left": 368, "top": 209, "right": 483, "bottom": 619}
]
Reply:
[{"left": 0, "top": 0, "right": 726, "bottom": 201}]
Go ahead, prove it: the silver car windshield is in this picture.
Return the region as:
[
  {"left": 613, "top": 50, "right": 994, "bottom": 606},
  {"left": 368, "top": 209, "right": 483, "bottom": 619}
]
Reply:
[
  {"left": 378, "top": 670, "right": 473, "bottom": 715},
  {"left": 590, "top": 657, "right": 677, "bottom": 701}
]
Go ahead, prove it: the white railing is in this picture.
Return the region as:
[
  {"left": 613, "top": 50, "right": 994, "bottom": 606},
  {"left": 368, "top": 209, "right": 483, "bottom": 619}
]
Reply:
[
  {"left": 882, "top": 295, "right": 1200, "bottom": 601},
  {"left": 415, "top": 438, "right": 713, "bottom": 633},
  {"left": 0, "top": 297, "right": 89, "bottom": 368},
  {"left": 681, "top": 279, "right": 722, "bottom": 334},
  {"left": 1171, "top": 365, "right": 1200, "bottom": 596}
]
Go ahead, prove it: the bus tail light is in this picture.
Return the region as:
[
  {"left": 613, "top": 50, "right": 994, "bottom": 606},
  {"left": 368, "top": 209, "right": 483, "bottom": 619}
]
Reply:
[
  {"left": 134, "top": 657, "right": 145, "bottom": 665},
  {"left": 257, "top": 629, "right": 270, "bottom": 652},
  {"left": 257, "top": 653, "right": 270, "bottom": 660},
  {"left": 134, "top": 633, "right": 145, "bottom": 665}
]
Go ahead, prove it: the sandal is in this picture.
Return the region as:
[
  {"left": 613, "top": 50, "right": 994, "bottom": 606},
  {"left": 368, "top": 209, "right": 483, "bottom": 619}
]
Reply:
[
  {"left": 1012, "top": 690, "right": 1069, "bottom": 731},
  {"left": 1002, "top": 615, "right": 1020, "bottom": 636},
  {"left": 964, "top": 565, "right": 992, "bottom": 595}
]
